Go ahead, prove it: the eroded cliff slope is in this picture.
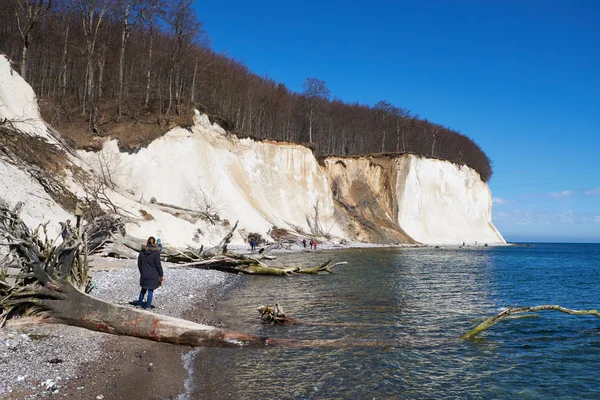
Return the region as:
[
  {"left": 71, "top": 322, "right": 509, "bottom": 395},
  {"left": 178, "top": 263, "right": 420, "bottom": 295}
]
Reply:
[{"left": 323, "top": 155, "right": 505, "bottom": 245}]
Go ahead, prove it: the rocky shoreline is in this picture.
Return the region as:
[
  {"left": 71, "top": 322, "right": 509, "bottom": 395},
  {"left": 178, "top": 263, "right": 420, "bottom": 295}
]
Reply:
[{"left": 0, "top": 256, "right": 239, "bottom": 399}]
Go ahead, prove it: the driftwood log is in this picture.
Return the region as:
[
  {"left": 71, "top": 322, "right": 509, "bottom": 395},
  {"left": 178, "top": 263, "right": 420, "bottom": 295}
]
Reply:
[
  {"left": 461, "top": 305, "right": 600, "bottom": 340},
  {"left": 83, "top": 215, "right": 125, "bottom": 254},
  {"left": 297, "top": 260, "right": 347, "bottom": 274},
  {"left": 257, "top": 304, "right": 293, "bottom": 324}
]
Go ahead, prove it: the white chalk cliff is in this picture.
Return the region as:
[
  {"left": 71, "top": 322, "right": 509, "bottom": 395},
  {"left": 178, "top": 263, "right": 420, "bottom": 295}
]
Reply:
[
  {"left": 0, "top": 55, "right": 504, "bottom": 246},
  {"left": 324, "top": 156, "right": 504, "bottom": 245},
  {"left": 76, "top": 115, "right": 345, "bottom": 246}
]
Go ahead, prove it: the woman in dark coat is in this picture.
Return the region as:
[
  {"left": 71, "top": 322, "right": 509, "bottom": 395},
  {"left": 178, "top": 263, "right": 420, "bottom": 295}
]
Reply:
[{"left": 137, "top": 236, "right": 163, "bottom": 310}]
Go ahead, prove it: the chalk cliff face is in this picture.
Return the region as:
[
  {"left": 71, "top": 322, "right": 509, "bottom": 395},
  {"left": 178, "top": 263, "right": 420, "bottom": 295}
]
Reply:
[
  {"left": 77, "top": 112, "right": 345, "bottom": 245},
  {"left": 0, "top": 56, "right": 57, "bottom": 144},
  {"left": 0, "top": 56, "right": 70, "bottom": 238},
  {"left": 323, "top": 156, "right": 505, "bottom": 245},
  {"left": 0, "top": 55, "right": 505, "bottom": 246}
]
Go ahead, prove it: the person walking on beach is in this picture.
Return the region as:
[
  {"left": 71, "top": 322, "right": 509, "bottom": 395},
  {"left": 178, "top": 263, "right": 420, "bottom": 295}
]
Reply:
[
  {"left": 302, "top": 238, "right": 307, "bottom": 248},
  {"left": 137, "top": 236, "right": 163, "bottom": 310},
  {"left": 61, "top": 219, "right": 72, "bottom": 240}
]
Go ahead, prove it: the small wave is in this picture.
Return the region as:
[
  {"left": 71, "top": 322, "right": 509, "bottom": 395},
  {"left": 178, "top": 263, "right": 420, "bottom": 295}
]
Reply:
[{"left": 177, "top": 348, "right": 201, "bottom": 400}]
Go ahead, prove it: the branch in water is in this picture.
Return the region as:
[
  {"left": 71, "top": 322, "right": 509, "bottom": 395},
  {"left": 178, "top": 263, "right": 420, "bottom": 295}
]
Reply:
[{"left": 461, "top": 305, "right": 600, "bottom": 340}]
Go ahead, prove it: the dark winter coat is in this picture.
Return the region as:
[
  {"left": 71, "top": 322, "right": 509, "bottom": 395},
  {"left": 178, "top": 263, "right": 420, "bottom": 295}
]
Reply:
[{"left": 137, "top": 248, "right": 163, "bottom": 290}]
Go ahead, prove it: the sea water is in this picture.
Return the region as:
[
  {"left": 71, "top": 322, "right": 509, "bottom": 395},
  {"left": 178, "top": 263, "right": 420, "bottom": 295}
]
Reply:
[{"left": 188, "top": 244, "right": 600, "bottom": 399}]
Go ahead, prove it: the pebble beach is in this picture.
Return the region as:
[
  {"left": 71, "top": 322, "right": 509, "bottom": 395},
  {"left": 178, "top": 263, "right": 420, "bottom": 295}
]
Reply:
[{"left": 0, "top": 256, "right": 239, "bottom": 399}]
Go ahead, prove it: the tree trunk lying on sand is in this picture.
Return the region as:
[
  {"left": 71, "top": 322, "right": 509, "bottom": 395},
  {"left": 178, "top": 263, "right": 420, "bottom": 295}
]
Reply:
[
  {"left": 461, "top": 305, "right": 600, "bottom": 340},
  {"left": 25, "top": 282, "right": 299, "bottom": 347}
]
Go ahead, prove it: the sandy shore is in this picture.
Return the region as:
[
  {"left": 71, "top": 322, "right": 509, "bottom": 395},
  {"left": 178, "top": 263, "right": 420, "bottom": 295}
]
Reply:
[{"left": 0, "top": 255, "right": 239, "bottom": 399}]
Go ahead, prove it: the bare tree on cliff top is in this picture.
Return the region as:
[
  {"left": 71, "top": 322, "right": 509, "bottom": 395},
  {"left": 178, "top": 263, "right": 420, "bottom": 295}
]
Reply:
[
  {"left": 13, "top": 0, "right": 53, "bottom": 80},
  {"left": 115, "top": 0, "right": 157, "bottom": 120},
  {"left": 302, "top": 77, "right": 330, "bottom": 143},
  {"left": 76, "top": 0, "right": 109, "bottom": 120},
  {"left": 164, "top": 0, "right": 204, "bottom": 116},
  {"left": 374, "top": 100, "right": 395, "bottom": 153}
]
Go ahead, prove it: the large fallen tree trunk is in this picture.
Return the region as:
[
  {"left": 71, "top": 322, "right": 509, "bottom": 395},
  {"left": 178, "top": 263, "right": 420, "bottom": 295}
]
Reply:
[
  {"left": 461, "top": 305, "right": 600, "bottom": 340},
  {"left": 4, "top": 278, "right": 345, "bottom": 347},
  {"left": 26, "top": 283, "right": 301, "bottom": 347}
]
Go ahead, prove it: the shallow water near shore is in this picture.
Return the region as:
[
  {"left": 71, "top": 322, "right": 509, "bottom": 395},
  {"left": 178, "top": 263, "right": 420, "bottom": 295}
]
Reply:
[{"left": 187, "top": 244, "right": 600, "bottom": 399}]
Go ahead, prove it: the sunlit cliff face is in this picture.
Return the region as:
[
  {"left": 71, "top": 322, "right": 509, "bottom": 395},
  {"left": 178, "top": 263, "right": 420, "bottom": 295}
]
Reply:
[
  {"left": 396, "top": 155, "right": 504, "bottom": 244},
  {"left": 76, "top": 112, "right": 347, "bottom": 246},
  {"left": 77, "top": 124, "right": 504, "bottom": 246},
  {"left": 0, "top": 56, "right": 70, "bottom": 239},
  {"left": 323, "top": 155, "right": 505, "bottom": 245}
]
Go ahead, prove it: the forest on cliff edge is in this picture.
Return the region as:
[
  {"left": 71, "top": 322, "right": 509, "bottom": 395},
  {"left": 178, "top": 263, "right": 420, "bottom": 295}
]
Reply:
[{"left": 0, "top": 0, "right": 492, "bottom": 181}]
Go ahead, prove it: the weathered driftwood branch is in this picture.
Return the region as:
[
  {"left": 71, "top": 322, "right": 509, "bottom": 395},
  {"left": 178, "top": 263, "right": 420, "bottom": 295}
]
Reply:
[
  {"left": 297, "top": 260, "right": 347, "bottom": 274},
  {"left": 257, "top": 241, "right": 282, "bottom": 260},
  {"left": 200, "top": 220, "right": 238, "bottom": 258},
  {"left": 461, "top": 305, "right": 600, "bottom": 340},
  {"left": 257, "top": 304, "right": 291, "bottom": 324},
  {"left": 176, "top": 255, "right": 295, "bottom": 276},
  {"left": 84, "top": 215, "right": 125, "bottom": 254},
  {"left": 152, "top": 200, "right": 219, "bottom": 224}
]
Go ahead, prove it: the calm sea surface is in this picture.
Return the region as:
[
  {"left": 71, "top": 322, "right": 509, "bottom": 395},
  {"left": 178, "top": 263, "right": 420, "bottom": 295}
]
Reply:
[{"left": 188, "top": 243, "right": 600, "bottom": 399}]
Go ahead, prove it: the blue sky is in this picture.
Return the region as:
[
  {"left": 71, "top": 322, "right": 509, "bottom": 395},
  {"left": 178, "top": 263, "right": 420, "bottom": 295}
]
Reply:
[{"left": 196, "top": 0, "right": 600, "bottom": 243}]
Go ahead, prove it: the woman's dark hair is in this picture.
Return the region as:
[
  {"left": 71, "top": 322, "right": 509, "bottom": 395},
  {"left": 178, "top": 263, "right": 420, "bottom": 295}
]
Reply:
[{"left": 146, "top": 236, "right": 156, "bottom": 247}]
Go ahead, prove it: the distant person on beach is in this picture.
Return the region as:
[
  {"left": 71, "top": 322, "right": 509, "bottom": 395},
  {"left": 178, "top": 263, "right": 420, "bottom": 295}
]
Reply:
[
  {"left": 136, "top": 236, "right": 163, "bottom": 310},
  {"left": 157, "top": 238, "right": 163, "bottom": 252},
  {"left": 309, "top": 239, "right": 314, "bottom": 250},
  {"left": 249, "top": 238, "right": 257, "bottom": 251},
  {"left": 61, "top": 219, "right": 72, "bottom": 240},
  {"left": 302, "top": 239, "right": 307, "bottom": 248},
  {"left": 313, "top": 240, "right": 318, "bottom": 250}
]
